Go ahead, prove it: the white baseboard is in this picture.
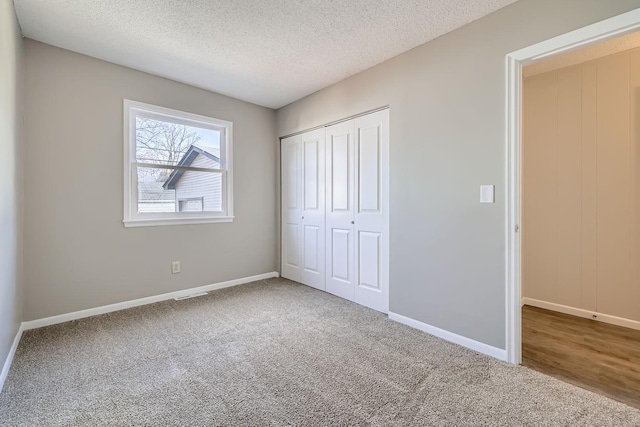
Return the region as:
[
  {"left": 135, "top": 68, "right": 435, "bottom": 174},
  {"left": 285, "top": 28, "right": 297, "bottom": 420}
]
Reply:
[
  {"left": 522, "top": 297, "right": 640, "bottom": 331},
  {"left": 388, "top": 312, "right": 507, "bottom": 361},
  {"left": 22, "top": 272, "right": 280, "bottom": 331},
  {"left": 0, "top": 324, "right": 24, "bottom": 394}
]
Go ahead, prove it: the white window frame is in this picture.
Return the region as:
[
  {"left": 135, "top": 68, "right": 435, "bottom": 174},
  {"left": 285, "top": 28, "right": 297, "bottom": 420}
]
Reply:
[{"left": 123, "top": 99, "right": 234, "bottom": 227}]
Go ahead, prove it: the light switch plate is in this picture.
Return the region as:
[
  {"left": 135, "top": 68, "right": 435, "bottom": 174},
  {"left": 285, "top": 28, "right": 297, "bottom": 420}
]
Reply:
[
  {"left": 480, "top": 185, "right": 495, "bottom": 204},
  {"left": 171, "top": 261, "right": 181, "bottom": 274}
]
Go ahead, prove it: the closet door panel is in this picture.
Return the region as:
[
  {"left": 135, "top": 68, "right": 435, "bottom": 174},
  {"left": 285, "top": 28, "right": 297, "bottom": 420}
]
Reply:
[
  {"left": 354, "top": 110, "right": 389, "bottom": 313},
  {"left": 303, "top": 225, "right": 320, "bottom": 272},
  {"left": 330, "top": 133, "right": 351, "bottom": 212},
  {"left": 300, "top": 129, "right": 326, "bottom": 290},
  {"left": 285, "top": 223, "right": 301, "bottom": 267},
  {"left": 358, "top": 231, "right": 381, "bottom": 290},
  {"left": 358, "top": 126, "right": 381, "bottom": 213},
  {"left": 304, "top": 140, "right": 319, "bottom": 210},
  {"left": 326, "top": 121, "right": 355, "bottom": 301},
  {"left": 331, "top": 228, "right": 351, "bottom": 282},
  {"left": 285, "top": 142, "right": 299, "bottom": 210},
  {"left": 281, "top": 135, "right": 302, "bottom": 282}
]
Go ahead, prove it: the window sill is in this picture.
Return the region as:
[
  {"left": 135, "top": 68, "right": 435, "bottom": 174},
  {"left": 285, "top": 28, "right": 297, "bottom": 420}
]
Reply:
[{"left": 123, "top": 216, "right": 234, "bottom": 228}]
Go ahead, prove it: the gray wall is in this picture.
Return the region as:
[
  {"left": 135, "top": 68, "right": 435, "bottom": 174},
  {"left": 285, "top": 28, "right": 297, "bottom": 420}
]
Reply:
[
  {"left": 276, "top": 0, "right": 640, "bottom": 349},
  {"left": 0, "top": 0, "right": 23, "bottom": 366},
  {"left": 23, "top": 40, "right": 278, "bottom": 320}
]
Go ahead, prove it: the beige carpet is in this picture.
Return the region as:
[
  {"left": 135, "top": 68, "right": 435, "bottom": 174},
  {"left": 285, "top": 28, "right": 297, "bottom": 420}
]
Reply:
[{"left": 1, "top": 277, "right": 639, "bottom": 426}]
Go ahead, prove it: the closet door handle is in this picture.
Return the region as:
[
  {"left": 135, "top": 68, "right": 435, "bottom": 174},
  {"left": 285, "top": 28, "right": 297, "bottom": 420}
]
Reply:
[{"left": 351, "top": 220, "right": 354, "bottom": 224}]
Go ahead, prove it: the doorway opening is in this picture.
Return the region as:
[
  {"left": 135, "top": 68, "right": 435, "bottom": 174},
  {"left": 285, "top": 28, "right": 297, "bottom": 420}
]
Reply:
[{"left": 506, "top": 8, "right": 640, "bottom": 407}]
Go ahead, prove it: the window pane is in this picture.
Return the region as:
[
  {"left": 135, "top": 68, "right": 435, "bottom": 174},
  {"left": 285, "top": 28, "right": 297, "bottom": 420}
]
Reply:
[
  {"left": 137, "top": 167, "right": 223, "bottom": 213},
  {"left": 135, "top": 116, "right": 222, "bottom": 169}
]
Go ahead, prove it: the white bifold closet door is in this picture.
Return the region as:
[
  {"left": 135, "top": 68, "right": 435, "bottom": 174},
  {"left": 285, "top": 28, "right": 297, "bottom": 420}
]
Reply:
[
  {"left": 281, "top": 109, "right": 389, "bottom": 313},
  {"left": 281, "top": 128, "right": 326, "bottom": 290},
  {"left": 325, "top": 109, "right": 389, "bottom": 313}
]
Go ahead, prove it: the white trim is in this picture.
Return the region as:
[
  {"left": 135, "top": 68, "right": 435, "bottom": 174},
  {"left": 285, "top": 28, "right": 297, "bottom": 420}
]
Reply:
[
  {"left": 523, "top": 298, "right": 640, "bottom": 332},
  {"left": 505, "top": 52, "right": 523, "bottom": 366},
  {"left": 505, "top": 9, "right": 640, "bottom": 365},
  {"left": 123, "top": 215, "right": 234, "bottom": 228},
  {"left": 389, "top": 312, "right": 507, "bottom": 362},
  {"left": 123, "top": 99, "right": 234, "bottom": 227},
  {"left": 0, "top": 324, "right": 24, "bottom": 394},
  {"left": 22, "top": 272, "right": 279, "bottom": 330}
]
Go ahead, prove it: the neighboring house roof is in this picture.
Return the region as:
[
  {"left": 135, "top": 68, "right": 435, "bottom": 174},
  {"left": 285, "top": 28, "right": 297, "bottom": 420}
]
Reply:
[
  {"left": 163, "top": 145, "right": 220, "bottom": 190},
  {"left": 138, "top": 180, "right": 175, "bottom": 201}
]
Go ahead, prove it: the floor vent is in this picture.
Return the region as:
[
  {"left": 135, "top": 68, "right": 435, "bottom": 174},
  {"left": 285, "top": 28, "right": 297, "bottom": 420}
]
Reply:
[{"left": 174, "top": 292, "right": 208, "bottom": 301}]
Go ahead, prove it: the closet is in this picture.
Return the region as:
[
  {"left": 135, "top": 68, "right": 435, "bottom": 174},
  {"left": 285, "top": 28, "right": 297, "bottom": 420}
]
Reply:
[
  {"left": 281, "top": 109, "right": 389, "bottom": 313},
  {"left": 523, "top": 48, "right": 640, "bottom": 326}
]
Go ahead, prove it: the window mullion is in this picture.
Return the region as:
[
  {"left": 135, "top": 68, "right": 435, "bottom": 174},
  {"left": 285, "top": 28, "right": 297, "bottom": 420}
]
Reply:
[{"left": 132, "top": 162, "right": 224, "bottom": 174}]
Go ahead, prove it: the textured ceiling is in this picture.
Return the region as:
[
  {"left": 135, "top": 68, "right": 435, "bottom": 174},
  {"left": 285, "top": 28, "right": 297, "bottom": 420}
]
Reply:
[
  {"left": 524, "top": 30, "right": 640, "bottom": 77},
  {"left": 15, "top": 0, "right": 518, "bottom": 109}
]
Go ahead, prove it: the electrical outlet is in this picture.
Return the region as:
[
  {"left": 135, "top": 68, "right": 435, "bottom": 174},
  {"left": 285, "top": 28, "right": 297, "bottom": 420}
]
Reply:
[{"left": 171, "top": 261, "right": 181, "bottom": 274}]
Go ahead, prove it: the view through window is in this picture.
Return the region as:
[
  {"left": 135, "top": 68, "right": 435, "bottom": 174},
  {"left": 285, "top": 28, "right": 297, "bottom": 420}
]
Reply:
[{"left": 135, "top": 117, "right": 222, "bottom": 213}]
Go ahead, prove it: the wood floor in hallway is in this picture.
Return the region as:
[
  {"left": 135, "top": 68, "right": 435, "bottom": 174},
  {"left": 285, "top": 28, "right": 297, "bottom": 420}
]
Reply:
[{"left": 522, "top": 305, "right": 640, "bottom": 409}]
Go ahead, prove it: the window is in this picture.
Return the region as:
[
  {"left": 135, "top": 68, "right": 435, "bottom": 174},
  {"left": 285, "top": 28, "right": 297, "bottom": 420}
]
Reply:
[{"left": 123, "top": 100, "right": 233, "bottom": 227}]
